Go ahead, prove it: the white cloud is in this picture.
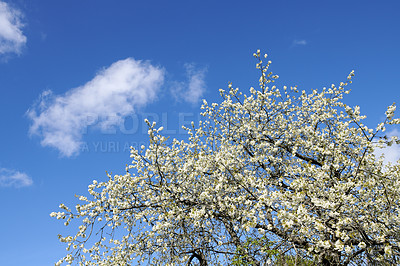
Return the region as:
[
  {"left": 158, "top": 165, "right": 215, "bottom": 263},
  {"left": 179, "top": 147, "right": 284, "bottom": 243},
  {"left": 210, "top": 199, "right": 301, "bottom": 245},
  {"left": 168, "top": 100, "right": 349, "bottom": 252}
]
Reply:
[
  {"left": 374, "top": 129, "right": 400, "bottom": 165},
  {"left": 171, "top": 63, "right": 207, "bottom": 104},
  {"left": 27, "top": 58, "right": 165, "bottom": 157},
  {"left": 292, "top": 39, "right": 307, "bottom": 46},
  {"left": 0, "top": 1, "right": 26, "bottom": 54},
  {"left": 0, "top": 168, "right": 33, "bottom": 188}
]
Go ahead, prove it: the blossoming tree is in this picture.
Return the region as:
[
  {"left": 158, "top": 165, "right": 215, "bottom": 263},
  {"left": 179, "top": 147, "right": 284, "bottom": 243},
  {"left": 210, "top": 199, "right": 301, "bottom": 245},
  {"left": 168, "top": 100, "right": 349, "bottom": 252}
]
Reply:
[{"left": 52, "top": 51, "right": 400, "bottom": 265}]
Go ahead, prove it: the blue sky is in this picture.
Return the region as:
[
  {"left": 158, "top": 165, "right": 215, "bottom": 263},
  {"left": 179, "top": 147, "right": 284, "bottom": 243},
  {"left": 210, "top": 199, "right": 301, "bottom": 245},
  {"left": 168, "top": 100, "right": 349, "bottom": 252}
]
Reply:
[{"left": 0, "top": 1, "right": 399, "bottom": 265}]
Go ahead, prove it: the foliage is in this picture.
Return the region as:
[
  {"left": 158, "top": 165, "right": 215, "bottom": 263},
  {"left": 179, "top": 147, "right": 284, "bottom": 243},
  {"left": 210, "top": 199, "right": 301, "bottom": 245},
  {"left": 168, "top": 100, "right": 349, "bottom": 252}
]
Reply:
[
  {"left": 231, "top": 236, "right": 278, "bottom": 265},
  {"left": 52, "top": 50, "right": 400, "bottom": 265}
]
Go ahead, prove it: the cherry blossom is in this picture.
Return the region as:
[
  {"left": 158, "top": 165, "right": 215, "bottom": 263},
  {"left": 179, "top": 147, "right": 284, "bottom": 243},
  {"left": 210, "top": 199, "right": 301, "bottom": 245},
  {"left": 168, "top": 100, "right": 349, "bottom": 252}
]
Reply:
[{"left": 52, "top": 51, "right": 400, "bottom": 265}]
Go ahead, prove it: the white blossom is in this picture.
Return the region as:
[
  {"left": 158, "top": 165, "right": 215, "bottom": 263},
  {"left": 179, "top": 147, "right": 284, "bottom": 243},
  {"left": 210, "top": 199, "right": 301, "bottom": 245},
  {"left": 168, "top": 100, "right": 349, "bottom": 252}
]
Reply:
[{"left": 52, "top": 50, "right": 400, "bottom": 265}]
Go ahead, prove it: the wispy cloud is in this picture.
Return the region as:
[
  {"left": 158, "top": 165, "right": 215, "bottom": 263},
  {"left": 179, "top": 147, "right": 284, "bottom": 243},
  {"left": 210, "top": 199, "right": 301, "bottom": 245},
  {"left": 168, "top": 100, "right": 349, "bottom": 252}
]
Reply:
[
  {"left": 27, "top": 58, "right": 165, "bottom": 157},
  {"left": 374, "top": 129, "right": 400, "bottom": 165},
  {"left": 171, "top": 63, "right": 207, "bottom": 104},
  {"left": 0, "top": 1, "right": 26, "bottom": 55},
  {"left": 0, "top": 168, "right": 33, "bottom": 188},
  {"left": 292, "top": 39, "right": 307, "bottom": 47}
]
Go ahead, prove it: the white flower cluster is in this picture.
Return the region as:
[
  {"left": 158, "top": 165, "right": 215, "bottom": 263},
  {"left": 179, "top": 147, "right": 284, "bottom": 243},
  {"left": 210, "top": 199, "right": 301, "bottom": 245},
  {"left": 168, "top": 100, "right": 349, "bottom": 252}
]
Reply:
[{"left": 52, "top": 51, "right": 400, "bottom": 265}]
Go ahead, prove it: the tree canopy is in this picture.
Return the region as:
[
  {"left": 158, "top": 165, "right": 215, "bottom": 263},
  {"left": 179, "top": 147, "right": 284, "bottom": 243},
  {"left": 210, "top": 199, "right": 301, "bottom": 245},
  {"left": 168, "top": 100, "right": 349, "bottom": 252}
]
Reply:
[{"left": 52, "top": 50, "right": 400, "bottom": 265}]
